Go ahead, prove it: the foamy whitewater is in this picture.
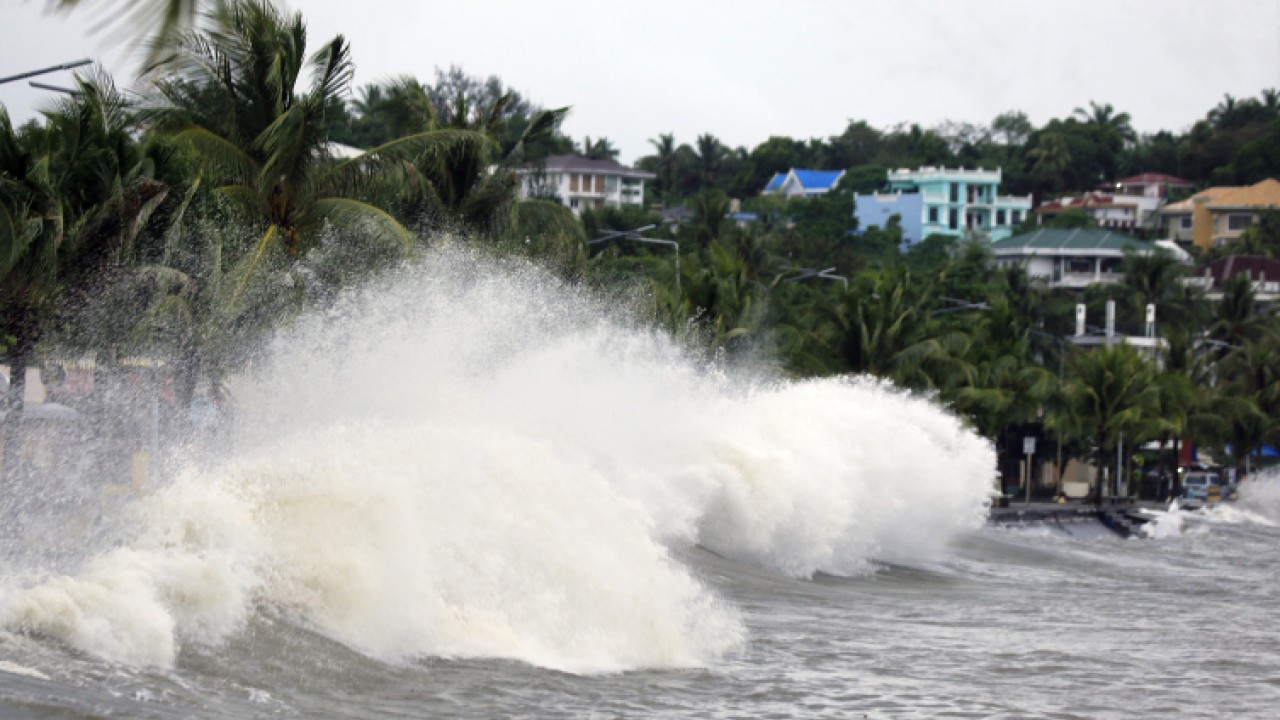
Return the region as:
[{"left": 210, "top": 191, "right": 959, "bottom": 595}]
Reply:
[{"left": 0, "top": 249, "right": 995, "bottom": 674}]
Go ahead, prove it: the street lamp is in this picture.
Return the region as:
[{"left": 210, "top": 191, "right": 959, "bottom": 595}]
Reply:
[
  {"left": 588, "top": 224, "right": 681, "bottom": 293},
  {"left": 929, "top": 296, "right": 989, "bottom": 317},
  {"left": 781, "top": 266, "right": 848, "bottom": 292},
  {"left": 0, "top": 59, "right": 93, "bottom": 86},
  {"left": 1028, "top": 328, "right": 1068, "bottom": 501}
]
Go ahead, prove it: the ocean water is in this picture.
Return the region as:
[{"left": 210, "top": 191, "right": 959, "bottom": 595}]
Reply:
[{"left": 1, "top": 250, "right": 1276, "bottom": 719}]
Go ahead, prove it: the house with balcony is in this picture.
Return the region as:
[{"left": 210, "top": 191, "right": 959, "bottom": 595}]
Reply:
[
  {"left": 1156, "top": 178, "right": 1280, "bottom": 251},
  {"left": 1034, "top": 191, "right": 1163, "bottom": 231},
  {"left": 515, "top": 155, "right": 655, "bottom": 216},
  {"left": 990, "top": 228, "right": 1167, "bottom": 289},
  {"left": 762, "top": 169, "right": 846, "bottom": 198},
  {"left": 1111, "top": 172, "right": 1194, "bottom": 199},
  {"left": 855, "top": 166, "right": 1032, "bottom": 244}
]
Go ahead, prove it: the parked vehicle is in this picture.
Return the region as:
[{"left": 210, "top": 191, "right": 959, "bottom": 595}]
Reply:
[{"left": 1182, "top": 471, "right": 1222, "bottom": 501}]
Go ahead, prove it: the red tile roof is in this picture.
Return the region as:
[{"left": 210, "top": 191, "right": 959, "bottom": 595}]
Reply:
[{"left": 1117, "top": 173, "right": 1194, "bottom": 186}]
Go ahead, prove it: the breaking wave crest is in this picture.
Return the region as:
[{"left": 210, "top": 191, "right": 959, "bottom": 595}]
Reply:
[{"left": 0, "top": 247, "right": 995, "bottom": 671}]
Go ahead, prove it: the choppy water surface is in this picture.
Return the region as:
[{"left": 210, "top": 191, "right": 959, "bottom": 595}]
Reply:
[{"left": 1, "top": 250, "right": 1277, "bottom": 718}]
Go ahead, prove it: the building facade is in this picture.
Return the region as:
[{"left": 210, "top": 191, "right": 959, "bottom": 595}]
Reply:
[
  {"left": 1158, "top": 178, "right": 1280, "bottom": 251},
  {"left": 861, "top": 166, "right": 1032, "bottom": 242},
  {"left": 990, "top": 228, "right": 1164, "bottom": 289},
  {"left": 1183, "top": 255, "right": 1280, "bottom": 304},
  {"left": 1034, "top": 192, "right": 1163, "bottom": 231},
  {"left": 1111, "top": 172, "right": 1194, "bottom": 199},
  {"left": 853, "top": 192, "right": 923, "bottom": 245},
  {"left": 516, "top": 155, "right": 654, "bottom": 216}
]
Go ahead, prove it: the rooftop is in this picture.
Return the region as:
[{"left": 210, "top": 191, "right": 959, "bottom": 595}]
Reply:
[
  {"left": 992, "top": 228, "right": 1155, "bottom": 253},
  {"left": 791, "top": 169, "right": 844, "bottom": 190},
  {"left": 1037, "top": 192, "right": 1142, "bottom": 213},
  {"left": 1195, "top": 254, "right": 1280, "bottom": 285},
  {"left": 1118, "top": 172, "right": 1194, "bottom": 187},
  {"left": 1195, "top": 178, "right": 1280, "bottom": 209},
  {"left": 534, "top": 155, "right": 655, "bottom": 178}
]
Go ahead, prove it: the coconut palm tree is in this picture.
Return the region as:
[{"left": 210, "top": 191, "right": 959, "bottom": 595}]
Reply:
[
  {"left": 694, "top": 133, "right": 726, "bottom": 188},
  {"left": 1057, "top": 344, "right": 1161, "bottom": 503},
  {"left": 2, "top": 75, "right": 172, "bottom": 482},
  {"left": 648, "top": 133, "right": 678, "bottom": 202},
  {"left": 1028, "top": 132, "right": 1073, "bottom": 179},
  {"left": 148, "top": 0, "right": 482, "bottom": 296},
  {"left": 1073, "top": 101, "right": 1136, "bottom": 145},
  {"left": 56, "top": 0, "right": 202, "bottom": 66}
]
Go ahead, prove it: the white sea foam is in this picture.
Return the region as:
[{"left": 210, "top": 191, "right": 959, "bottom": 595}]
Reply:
[
  {"left": 1136, "top": 506, "right": 1185, "bottom": 538},
  {"left": 1233, "top": 470, "right": 1280, "bottom": 525},
  {"left": 0, "top": 248, "right": 995, "bottom": 671},
  {"left": 0, "top": 660, "right": 48, "bottom": 679}
]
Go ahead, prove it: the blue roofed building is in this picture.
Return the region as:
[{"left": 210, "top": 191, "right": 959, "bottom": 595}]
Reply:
[
  {"left": 762, "top": 168, "right": 846, "bottom": 198},
  {"left": 854, "top": 166, "right": 1033, "bottom": 244}
]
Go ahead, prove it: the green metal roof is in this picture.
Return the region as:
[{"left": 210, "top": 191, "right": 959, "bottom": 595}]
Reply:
[{"left": 992, "top": 228, "right": 1154, "bottom": 252}]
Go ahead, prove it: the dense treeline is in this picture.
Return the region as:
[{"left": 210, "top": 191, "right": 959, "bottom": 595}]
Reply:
[{"left": 4, "top": 0, "right": 1279, "bottom": 496}]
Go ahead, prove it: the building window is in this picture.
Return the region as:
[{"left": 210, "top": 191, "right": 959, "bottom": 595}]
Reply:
[
  {"left": 1228, "top": 214, "right": 1253, "bottom": 231},
  {"left": 950, "top": 183, "right": 959, "bottom": 203},
  {"left": 581, "top": 174, "right": 592, "bottom": 192},
  {"left": 595, "top": 176, "right": 605, "bottom": 193},
  {"left": 1066, "top": 257, "right": 1093, "bottom": 274},
  {"left": 1011, "top": 210, "right": 1022, "bottom": 225},
  {"left": 996, "top": 210, "right": 1006, "bottom": 225},
  {"left": 1180, "top": 216, "right": 1192, "bottom": 229},
  {"left": 949, "top": 209, "right": 958, "bottom": 230},
  {"left": 570, "top": 198, "right": 579, "bottom": 209},
  {"left": 569, "top": 175, "right": 579, "bottom": 192},
  {"left": 928, "top": 207, "right": 939, "bottom": 223}
]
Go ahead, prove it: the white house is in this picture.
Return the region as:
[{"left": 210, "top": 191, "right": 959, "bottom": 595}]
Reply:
[
  {"left": 515, "top": 155, "right": 654, "bottom": 216},
  {"left": 990, "top": 228, "right": 1173, "bottom": 289},
  {"left": 1034, "top": 192, "right": 1164, "bottom": 231}
]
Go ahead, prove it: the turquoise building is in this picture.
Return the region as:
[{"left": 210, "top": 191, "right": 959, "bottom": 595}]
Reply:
[{"left": 873, "top": 166, "right": 1033, "bottom": 242}]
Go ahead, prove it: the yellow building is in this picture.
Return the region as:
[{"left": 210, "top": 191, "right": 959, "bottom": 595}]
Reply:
[{"left": 1181, "top": 178, "right": 1280, "bottom": 252}]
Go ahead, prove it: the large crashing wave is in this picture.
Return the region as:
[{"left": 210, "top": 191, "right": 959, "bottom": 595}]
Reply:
[{"left": 0, "top": 247, "right": 995, "bottom": 671}]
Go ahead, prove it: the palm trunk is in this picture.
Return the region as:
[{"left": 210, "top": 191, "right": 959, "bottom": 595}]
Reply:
[
  {"left": 2, "top": 302, "right": 38, "bottom": 485},
  {"left": 1094, "top": 430, "right": 1108, "bottom": 506}
]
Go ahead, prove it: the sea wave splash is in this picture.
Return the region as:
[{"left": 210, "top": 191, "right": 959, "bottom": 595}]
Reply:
[
  {"left": 1237, "top": 470, "right": 1280, "bottom": 525},
  {"left": 0, "top": 248, "right": 995, "bottom": 671}
]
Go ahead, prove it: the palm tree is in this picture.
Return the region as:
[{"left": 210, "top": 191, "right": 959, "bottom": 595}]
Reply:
[
  {"left": 2, "top": 76, "right": 170, "bottom": 482},
  {"left": 1073, "top": 101, "right": 1136, "bottom": 145},
  {"left": 1216, "top": 339, "right": 1280, "bottom": 477},
  {"left": 148, "top": 0, "right": 480, "bottom": 293},
  {"left": 580, "top": 136, "right": 619, "bottom": 161},
  {"left": 1057, "top": 344, "right": 1161, "bottom": 503},
  {"left": 694, "top": 133, "right": 726, "bottom": 188},
  {"left": 1208, "top": 274, "right": 1276, "bottom": 356},
  {"left": 1209, "top": 94, "right": 1239, "bottom": 127},
  {"left": 1118, "top": 249, "right": 1204, "bottom": 335},
  {"left": 56, "top": 0, "right": 202, "bottom": 66},
  {"left": 686, "top": 190, "right": 732, "bottom": 245},
  {"left": 823, "top": 268, "right": 972, "bottom": 389},
  {"left": 648, "top": 133, "right": 677, "bottom": 202},
  {"left": 1028, "top": 132, "right": 1073, "bottom": 178}
]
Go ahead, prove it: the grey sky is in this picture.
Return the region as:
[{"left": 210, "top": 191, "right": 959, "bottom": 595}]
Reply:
[{"left": 3, "top": 0, "right": 1278, "bottom": 164}]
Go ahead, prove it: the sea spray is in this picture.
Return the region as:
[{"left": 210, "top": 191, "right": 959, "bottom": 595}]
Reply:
[
  {"left": 0, "top": 247, "right": 996, "bottom": 671},
  {"left": 1235, "top": 469, "right": 1280, "bottom": 525}
]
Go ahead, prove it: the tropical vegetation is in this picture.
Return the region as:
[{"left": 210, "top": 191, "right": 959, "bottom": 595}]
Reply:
[{"left": 4, "top": 0, "right": 1278, "bottom": 497}]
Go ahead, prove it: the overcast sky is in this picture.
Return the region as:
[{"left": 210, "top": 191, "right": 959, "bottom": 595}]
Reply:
[{"left": 3, "top": 0, "right": 1278, "bottom": 164}]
